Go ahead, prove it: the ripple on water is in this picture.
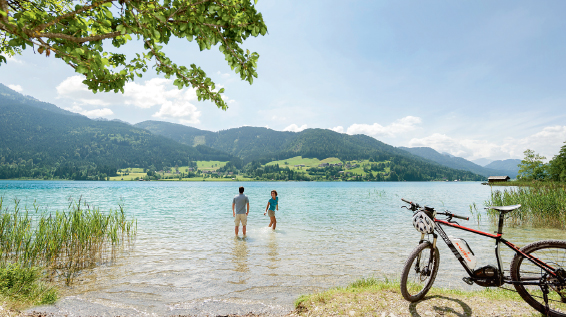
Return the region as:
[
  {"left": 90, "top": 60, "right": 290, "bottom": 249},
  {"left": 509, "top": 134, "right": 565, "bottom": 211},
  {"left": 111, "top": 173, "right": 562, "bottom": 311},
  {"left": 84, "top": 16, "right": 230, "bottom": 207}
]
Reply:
[{"left": 0, "top": 181, "right": 564, "bottom": 315}]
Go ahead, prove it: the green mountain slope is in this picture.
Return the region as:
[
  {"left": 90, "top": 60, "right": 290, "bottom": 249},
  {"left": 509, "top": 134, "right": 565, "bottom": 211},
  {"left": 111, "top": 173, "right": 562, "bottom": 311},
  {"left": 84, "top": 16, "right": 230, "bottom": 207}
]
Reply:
[
  {"left": 0, "top": 83, "right": 81, "bottom": 117},
  {"left": 484, "top": 159, "right": 521, "bottom": 174},
  {"left": 135, "top": 121, "right": 297, "bottom": 160},
  {"left": 136, "top": 121, "right": 485, "bottom": 181},
  {"left": 0, "top": 94, "right": 231, "bottom": 180},
  {"left": 398, "top": 147, "right": 517, "bottom": 178}
]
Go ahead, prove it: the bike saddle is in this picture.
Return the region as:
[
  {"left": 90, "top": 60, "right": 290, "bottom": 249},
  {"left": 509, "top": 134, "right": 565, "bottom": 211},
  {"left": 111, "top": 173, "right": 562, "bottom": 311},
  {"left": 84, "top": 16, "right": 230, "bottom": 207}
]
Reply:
[{"left": 487, "top": 204, "right": 521, "bottom": 214}]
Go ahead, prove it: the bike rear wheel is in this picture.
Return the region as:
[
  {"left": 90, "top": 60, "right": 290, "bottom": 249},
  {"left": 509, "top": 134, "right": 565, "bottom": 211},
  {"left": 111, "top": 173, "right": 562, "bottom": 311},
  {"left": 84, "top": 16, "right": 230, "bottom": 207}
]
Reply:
[
  {"left": 510, "top": 240, "right": 566, "bottom": 317},
  {"left": 400, "top": 241, "right": 440, "bottom": 302}
]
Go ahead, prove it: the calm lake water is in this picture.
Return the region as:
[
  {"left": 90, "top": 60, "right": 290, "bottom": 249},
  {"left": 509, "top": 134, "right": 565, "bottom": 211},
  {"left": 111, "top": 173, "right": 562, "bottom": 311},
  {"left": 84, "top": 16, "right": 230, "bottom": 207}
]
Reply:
[{"left": 1, "top": 181, "right": 565, "bottom": 316}]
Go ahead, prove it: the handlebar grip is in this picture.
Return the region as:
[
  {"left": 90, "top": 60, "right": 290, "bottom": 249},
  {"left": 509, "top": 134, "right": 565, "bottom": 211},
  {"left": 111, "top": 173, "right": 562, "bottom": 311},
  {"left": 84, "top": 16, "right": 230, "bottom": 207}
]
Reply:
[
  {"left": 452, "top": 214, "right": 469, "bottom": 221},
  {"left": 401, "top": 198, "right": 411, "bottom": 204}
]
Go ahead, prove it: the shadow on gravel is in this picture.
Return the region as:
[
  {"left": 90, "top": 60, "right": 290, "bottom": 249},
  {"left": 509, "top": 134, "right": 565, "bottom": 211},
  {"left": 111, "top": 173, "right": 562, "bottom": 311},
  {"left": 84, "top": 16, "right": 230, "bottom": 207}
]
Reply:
[{"left": 409, "top": 295, "right": 473, "bottom": 317}]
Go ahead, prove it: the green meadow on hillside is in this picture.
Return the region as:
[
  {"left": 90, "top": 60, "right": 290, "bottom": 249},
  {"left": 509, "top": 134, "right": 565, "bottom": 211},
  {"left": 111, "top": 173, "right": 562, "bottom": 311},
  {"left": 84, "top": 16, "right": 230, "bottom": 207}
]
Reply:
[
  {"left": 265, "top": 156, "right": 342, "bottom": 170},
  {"left": 108, "top": 158, "right": 409, "bottom": 182}
]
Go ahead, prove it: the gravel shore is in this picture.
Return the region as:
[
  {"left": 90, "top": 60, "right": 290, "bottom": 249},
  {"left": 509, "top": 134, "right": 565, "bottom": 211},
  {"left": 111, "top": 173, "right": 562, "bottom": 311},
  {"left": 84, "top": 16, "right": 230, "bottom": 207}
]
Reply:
[{"left": 3, "top": 290, "right": 540, "bottom": 317}]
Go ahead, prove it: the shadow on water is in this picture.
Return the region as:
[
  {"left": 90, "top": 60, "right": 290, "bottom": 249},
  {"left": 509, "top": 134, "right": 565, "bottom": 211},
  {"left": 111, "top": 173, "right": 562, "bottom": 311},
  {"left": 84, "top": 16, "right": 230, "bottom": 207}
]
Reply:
[{"left": 409, "top": 295, "right": 472, "bottom": 317}]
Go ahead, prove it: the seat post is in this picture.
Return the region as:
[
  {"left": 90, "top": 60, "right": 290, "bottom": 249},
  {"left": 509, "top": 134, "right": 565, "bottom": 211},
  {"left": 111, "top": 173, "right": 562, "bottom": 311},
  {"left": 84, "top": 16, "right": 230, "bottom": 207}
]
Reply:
[{"left": 497, "top": 212, "right": 505, "bottom": 235}]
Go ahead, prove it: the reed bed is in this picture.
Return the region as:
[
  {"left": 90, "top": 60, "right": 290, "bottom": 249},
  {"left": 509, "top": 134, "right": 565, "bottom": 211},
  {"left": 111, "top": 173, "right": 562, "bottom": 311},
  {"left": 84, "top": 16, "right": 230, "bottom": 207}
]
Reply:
[
  {"left": 0, "top": 198, "right": 136, "bottom": 285},
  {"left": 485, "top": 182, "right": 566, "bottom": 228}
]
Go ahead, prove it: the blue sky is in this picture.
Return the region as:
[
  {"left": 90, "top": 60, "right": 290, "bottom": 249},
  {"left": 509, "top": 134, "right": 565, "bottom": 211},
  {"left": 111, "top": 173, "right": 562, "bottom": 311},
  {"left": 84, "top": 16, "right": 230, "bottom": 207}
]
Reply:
[{"left": 1, "top": 0, "right": 566, "bottom": 163}]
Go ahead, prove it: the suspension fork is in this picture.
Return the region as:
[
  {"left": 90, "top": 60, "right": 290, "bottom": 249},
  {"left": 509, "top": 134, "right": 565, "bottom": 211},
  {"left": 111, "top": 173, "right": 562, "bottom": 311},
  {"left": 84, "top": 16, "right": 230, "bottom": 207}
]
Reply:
[{"left": 415, "top": 233, "right": 437, "bottom": 275}]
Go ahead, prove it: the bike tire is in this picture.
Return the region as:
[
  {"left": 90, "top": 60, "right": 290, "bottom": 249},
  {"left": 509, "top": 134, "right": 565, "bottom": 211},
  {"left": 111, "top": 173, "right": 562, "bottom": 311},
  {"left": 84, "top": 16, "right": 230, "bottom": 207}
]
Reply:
[
  {"left": 400, "top": 241, "right": 440, "bottom": 302},
  {"left": 510, "top": 240, "right": 566, "bottom": 317}
]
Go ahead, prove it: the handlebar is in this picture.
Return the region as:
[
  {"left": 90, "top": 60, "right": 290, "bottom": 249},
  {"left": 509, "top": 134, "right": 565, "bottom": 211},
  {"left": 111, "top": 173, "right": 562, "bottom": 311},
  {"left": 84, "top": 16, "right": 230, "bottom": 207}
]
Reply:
[
  {"left": 437, "top": 211, "right": 469, "bottom": 221},
  {"left": 401, "top": 199, "right": 469, "bottom": 221},
  {"left": 401, "top": 198, "right": 420, "bottom": 211}
]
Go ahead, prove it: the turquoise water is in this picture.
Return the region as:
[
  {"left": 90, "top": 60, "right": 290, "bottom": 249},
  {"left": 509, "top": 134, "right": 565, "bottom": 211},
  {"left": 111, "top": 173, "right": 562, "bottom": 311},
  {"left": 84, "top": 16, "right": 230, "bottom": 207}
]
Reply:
[{"left": 1, "top": 181, "right": 565, "bottom": 316}]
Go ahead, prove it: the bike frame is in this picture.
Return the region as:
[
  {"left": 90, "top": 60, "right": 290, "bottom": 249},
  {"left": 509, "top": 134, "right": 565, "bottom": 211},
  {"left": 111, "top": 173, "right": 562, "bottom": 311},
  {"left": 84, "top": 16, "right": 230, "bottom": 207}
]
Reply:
[{"left": 424, "top": 213, "right": 560, "bottom": 286}]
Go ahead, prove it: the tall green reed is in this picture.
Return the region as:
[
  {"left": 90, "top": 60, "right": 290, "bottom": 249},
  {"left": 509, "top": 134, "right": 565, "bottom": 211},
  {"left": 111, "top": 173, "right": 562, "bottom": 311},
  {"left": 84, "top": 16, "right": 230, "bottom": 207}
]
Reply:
[
  {"left": 485, "top": 182, "right": 566, "bottom": 229},
  {"left": 0, "top": 197, "right": 136, "bottom": 285}
]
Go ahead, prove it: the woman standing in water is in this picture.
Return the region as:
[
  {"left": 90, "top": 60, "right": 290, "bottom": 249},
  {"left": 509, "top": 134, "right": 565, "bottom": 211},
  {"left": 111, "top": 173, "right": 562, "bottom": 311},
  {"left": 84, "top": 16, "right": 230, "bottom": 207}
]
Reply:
[{"left": 264, "top": 190, "right": 279, "bottom": 230}]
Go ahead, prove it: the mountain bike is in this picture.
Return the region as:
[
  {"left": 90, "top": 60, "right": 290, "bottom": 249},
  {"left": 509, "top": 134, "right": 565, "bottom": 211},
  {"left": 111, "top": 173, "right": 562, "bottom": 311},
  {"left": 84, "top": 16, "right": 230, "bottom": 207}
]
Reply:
[{"left": 399, "top": 198, "right": 566, "bottom": 316}]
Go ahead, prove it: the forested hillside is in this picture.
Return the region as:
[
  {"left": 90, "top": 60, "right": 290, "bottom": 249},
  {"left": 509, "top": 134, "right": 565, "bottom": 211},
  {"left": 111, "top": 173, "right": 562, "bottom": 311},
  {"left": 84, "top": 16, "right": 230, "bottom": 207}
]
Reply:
[
  {"left": 0, "top": 85, "right": 486, "bottom": 182},
  {"left": 136, "top": 121, "right": 485, "bottom": 181},
  {"left": 0, "top": 98, "right": 231, "bottom": 180}
]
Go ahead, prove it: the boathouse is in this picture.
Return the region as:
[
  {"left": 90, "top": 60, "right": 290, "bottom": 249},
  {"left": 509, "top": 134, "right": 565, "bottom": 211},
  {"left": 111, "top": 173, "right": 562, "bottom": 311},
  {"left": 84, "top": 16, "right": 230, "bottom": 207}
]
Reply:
[{"left": 488, "top": 176, "right": 510, "bottom": 183}]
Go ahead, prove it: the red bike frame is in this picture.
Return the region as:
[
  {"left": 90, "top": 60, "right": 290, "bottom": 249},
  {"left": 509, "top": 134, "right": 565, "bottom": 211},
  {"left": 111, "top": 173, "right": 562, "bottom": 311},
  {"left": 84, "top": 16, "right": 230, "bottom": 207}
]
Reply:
[{"left": 433, "top": 216, "right": 559, "bottom": 284}]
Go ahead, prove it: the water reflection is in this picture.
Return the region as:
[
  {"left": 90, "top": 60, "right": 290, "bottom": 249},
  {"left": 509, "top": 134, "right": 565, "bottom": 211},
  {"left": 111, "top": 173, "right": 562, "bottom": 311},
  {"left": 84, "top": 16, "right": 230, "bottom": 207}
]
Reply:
[
  {"left": 267, "top": 232, "right": 279, "bottom": 272},
  {"left": 230, "top": 237, "right": 249, "bottom": 284}
]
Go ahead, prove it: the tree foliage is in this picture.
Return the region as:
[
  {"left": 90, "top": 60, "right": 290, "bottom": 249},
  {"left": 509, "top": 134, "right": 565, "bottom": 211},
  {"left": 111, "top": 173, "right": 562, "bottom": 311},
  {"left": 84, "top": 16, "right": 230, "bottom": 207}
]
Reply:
[
  {"left": 518, "top": 149, "right": 547, "bottom": 180},
  {"left": 548, "top": 142, "right": 566, "bottom": 182},
  {"left": 0, "top": 0, "right": 267, "bottom": 109}
]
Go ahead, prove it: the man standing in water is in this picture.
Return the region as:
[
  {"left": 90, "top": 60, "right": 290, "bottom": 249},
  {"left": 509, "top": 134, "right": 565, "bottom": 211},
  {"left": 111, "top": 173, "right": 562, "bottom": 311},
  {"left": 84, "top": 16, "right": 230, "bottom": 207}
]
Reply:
[{"left": 232, "top": 186, "right": 250, "bottom": 236}]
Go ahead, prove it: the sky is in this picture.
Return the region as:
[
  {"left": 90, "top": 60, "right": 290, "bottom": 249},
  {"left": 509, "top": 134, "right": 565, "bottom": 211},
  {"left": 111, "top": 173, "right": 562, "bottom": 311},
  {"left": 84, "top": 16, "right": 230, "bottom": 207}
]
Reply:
[{"left": 1, "top": 0, "right": 566, "bottom": 163}]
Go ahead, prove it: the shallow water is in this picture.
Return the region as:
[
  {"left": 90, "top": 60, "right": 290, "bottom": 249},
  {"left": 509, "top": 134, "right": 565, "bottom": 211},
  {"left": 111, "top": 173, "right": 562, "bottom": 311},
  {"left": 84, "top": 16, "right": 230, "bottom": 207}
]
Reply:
[{"left": 1, "top": 181, "right": 565, "bottom": 316}]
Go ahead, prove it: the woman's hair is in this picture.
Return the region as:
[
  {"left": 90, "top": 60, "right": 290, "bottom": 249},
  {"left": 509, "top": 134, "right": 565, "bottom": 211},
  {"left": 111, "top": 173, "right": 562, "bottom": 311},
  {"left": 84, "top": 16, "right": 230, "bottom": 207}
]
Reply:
[{"left": 271, "top": 190, "right": 278, "bottom": 197}]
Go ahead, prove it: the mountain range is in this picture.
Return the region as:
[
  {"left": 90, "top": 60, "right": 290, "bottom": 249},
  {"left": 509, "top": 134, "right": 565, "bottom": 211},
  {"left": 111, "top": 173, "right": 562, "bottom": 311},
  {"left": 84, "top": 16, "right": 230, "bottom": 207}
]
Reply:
[
  {"left": 398, "top": 147, "right": 520, "bottom": 178},
  {"left": 0, "top": 82, "right": 515, "bottom": 181}
]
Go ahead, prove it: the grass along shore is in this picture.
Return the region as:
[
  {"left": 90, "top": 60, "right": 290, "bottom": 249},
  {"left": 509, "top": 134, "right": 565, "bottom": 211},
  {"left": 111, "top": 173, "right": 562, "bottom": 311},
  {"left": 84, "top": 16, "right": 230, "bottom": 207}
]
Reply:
[
  {"left": 486, "top": 182, "right": 566, "bottom": 228},
  {"left": 0, "top": 198, "right": 136, "bottom": 311},
  {"left": 293, "top": 278, "right": 541, "bottom": 317}
]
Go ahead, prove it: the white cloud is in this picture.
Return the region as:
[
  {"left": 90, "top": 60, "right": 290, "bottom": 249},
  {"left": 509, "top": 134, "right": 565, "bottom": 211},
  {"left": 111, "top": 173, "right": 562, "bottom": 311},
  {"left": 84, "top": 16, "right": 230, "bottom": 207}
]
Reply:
[
  {"left": 56, "top": 76, "right": 202, "bottom": 125},
  {"left": 153, "top": 95, "right": 201, "bottom": 124},
  {"left": 123, "top": 78, "right": 176, "bottom": 109},
  {"left": 5, "top": 55, "right": 24, "bottom": 64},
  {"left": 217, "top": 71, "right": 231, "bottom": 79},
  {"left": 82, "top": 108, "right": 114, "bottom": 118},
  {"left": 56, "top": 76, "right": 111, "bottom": 106},
  {"left": 331, "top": 126, "right": 344, "bottom": 133},
  {"left": 408, "top": 125, "right": 566, "bottom": 161},
  {"left": 64, "top": 105, "right": 113, "bottom": 118},
  {"left": 346, "top": 116, "right": 422, "bottom": 137},
  {"left": 7, "top": 84, "right": 23, "bottom": 93},
  {"left": 283, "top": 124, "right": 308, "bottom": 132}
]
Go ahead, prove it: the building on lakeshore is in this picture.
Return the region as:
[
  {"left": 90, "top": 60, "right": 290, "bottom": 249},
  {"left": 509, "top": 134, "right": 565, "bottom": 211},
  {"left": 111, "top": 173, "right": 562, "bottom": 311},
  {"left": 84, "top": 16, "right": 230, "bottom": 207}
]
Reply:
[{"left": 488, "top": 176, "right": 510, "bottom": 183}]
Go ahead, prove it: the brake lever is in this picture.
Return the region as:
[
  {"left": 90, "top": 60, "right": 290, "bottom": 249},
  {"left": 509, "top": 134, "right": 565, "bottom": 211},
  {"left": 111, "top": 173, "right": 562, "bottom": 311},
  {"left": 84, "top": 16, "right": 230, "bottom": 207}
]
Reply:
[{"left": 445, "top": 216, "right": 460, "bottom": 225}]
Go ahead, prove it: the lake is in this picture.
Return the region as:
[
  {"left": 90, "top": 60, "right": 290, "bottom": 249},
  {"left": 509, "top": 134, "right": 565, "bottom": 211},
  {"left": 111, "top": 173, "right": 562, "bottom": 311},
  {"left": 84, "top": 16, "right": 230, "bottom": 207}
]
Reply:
[{"left": 1, "top": 181, "right": 564, "bottom": 316}]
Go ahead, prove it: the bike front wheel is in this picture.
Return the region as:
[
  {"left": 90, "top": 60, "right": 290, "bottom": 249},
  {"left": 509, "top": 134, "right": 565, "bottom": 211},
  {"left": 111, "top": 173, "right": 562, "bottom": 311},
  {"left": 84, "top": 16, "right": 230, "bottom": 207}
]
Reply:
[
  {"left": 510, "top": 240, "right": 566, "bottom": 317},
  {"left": 400, "top": 241, "right": 440, "bottom": 302}
]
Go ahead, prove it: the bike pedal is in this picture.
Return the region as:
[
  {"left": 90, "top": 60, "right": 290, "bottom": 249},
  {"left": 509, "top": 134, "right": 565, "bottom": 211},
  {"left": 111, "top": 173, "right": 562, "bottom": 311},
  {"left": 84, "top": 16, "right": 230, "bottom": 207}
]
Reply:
[{"left": 462, "top": 277, "right": 473, "bottom": 285}]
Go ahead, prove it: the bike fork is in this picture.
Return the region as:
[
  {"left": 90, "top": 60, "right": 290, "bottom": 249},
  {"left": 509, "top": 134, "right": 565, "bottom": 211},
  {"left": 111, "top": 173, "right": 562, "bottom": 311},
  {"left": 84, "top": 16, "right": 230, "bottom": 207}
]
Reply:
[{"left": 415, "top": 234, "right": 437, "bottom": 276}]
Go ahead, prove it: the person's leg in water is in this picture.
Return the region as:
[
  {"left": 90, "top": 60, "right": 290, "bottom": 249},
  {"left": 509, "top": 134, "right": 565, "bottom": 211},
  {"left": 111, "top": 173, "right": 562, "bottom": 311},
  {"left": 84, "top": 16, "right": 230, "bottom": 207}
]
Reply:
[
  {"left": 270, "top": 216, "right": 276, "bottom": 230},
  {"left": 235, "top": 226, "right": 239, "bottom": 236},
  {"left": 242, "top": 225, "right": 246, "bottom": 235}
]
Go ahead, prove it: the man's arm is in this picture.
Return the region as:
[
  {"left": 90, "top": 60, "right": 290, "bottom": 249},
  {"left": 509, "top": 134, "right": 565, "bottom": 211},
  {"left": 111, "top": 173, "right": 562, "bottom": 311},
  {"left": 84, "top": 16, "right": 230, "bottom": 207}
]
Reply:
[
  {"left": 232, "top": 202, "right": 235, "bottom": 217},
  {"left": 246, "top": 202, "right": 250, "bottom": 215}
]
